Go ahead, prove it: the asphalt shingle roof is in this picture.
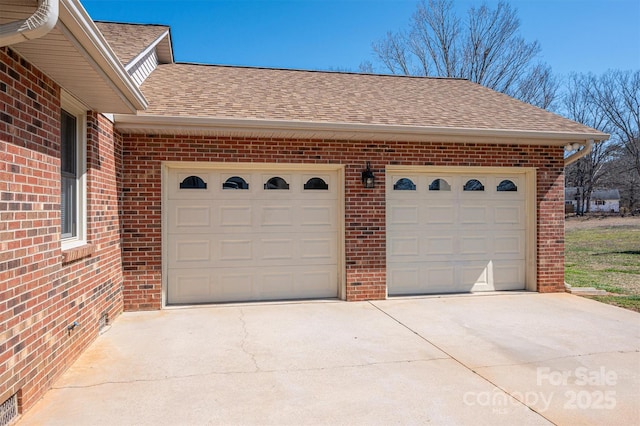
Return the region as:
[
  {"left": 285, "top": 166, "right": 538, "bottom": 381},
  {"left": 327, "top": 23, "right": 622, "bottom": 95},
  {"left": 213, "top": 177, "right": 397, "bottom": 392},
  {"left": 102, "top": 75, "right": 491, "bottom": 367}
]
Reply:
[
  {"left": 96, "top": 22, "right": 169, "bottom": 66},
  {"left": 95, "top": 22, "right": 606, "bottom": 139},
  {"left": 138, "top": 63, "right": 604, "bottom": 136}
]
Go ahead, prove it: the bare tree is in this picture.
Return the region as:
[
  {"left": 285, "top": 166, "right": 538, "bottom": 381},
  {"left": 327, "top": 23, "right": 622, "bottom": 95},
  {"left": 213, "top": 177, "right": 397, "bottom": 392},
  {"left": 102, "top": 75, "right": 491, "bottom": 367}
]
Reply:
[
  {"left": 369, "top": 0, "right": 557, "bottom": 108},
  {"left": 603, "top": 145, "right": 640, "bottom": 212},
  {"left": 513, "top": 63, "right": 559, "bottom": 110},
  {"left": 563, "top": 73, "right": 614, "bottom": 213},
  {"left": 563, "top": 71, "right": 640, "bottom": 213},
  {"left": 590, "top": 70, "right": 640, "bottom": 180},
  {"left": 409, "top": 0, "right": 460, "bottom": 76}
]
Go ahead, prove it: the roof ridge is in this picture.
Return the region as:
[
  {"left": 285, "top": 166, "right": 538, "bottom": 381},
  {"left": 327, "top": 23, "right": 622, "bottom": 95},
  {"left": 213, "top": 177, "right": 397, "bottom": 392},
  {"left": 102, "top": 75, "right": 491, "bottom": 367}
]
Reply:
[
  {"left": 167, "top": 61, "right": 469, "bottom": 81},
  {"left": 95, "top": 20, "right": 170, "bottom": 29}
]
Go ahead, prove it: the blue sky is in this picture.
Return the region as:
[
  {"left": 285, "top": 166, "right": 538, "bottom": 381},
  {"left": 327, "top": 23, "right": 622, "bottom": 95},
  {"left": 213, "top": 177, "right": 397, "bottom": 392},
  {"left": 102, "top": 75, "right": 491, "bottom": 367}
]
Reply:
[{"left": 82, "top": 0, "right": 640, "bottom": 77}]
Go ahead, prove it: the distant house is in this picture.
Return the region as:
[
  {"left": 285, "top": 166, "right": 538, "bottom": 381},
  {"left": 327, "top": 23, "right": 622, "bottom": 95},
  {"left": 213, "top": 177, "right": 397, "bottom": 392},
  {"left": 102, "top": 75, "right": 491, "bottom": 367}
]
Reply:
[{"left": 565, "top": 187, "right": 620, "bottom": 213}]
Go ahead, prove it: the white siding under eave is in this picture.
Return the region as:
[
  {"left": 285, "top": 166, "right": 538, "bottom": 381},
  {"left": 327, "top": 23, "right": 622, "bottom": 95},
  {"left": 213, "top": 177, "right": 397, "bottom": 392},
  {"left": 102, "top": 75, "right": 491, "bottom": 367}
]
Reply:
[{"left": 128, "top": 49, "right": 158, "bottom": 86}]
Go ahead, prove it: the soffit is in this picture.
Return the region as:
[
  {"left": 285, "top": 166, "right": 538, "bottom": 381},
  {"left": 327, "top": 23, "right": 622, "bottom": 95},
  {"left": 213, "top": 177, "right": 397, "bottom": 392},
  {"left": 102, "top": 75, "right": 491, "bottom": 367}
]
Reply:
[{"left": 3, "top": 0, "right": 146, "bottom": 113}]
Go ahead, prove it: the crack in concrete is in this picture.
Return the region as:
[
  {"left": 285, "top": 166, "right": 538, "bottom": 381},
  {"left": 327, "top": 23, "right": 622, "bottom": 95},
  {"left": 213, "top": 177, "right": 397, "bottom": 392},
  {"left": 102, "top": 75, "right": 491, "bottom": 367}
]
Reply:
[
  {"left": 51, "top": 357, "right": 451, "bottom": 390},
  {"left": 238, "top": 307, "right": 260, "bottom": 372},
  {"left": 368, "top": 301, "right": 557, "bottom": 425}
]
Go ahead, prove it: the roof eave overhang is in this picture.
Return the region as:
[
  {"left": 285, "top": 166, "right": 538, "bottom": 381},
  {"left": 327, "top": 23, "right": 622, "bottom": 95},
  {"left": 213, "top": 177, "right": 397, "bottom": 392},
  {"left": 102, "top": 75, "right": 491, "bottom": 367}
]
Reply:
[
  {"left": 8, "top": 0, "right": 147, "bottom": 113},
  {"left": 57, "top": 0, "right": 147, "bottom": 112},
  {"left": 113, "top": 114, "right": 609, "bottom": 145}
]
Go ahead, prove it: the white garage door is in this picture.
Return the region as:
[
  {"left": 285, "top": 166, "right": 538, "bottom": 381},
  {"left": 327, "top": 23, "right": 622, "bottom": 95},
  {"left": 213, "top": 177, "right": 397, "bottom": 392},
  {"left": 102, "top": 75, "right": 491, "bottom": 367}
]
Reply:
[
  {"left": 166, "top": 166, "right": 341, "bottom": 304},
  {"left": 387, "top": 169, "right": 528, "bottom": 295}
]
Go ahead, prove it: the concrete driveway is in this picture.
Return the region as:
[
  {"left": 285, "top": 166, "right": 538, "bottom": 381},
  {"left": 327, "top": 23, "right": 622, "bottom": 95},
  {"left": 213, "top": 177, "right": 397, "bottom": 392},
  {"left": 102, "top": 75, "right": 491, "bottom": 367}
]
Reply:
[{"left": 19, "top": 293, "right": 640, "bottom": 425}]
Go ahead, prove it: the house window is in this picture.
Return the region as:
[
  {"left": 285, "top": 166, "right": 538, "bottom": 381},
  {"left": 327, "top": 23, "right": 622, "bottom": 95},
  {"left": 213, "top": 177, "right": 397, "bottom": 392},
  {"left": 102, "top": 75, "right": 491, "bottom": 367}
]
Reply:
[
  {"left": 60, "top": 93, "right": 87, "bottom": 247},
  {"left": 264, "top": 177, "right": 289, "bottom": 190},
  {"left": 393, "top": 178, "right": 416, "bottom": 190},
  {"left": 595, "top": 199, "right": 605, "bottom": 206}
]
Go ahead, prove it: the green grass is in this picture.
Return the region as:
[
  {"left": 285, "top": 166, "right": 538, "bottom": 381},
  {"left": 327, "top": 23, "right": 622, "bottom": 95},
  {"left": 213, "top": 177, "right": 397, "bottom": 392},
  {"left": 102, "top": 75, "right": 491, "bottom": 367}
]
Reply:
[
  {"left": 587, "top": 295, "right": 640, "bottom": 311},
  {"left": 565, "top": 224, "right": 640, "bottom": 312}
]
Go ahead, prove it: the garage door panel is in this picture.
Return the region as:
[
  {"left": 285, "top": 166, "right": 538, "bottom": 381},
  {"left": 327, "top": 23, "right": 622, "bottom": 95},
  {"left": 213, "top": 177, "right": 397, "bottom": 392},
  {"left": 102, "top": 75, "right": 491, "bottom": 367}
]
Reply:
[
  {"left": 237, "top": 266, "right": 337, "bottom": 301},
  {"left": 461, "top": 262, "right": 490, "bottom": 288},
  {"left": 167, "top": 271, "right": 213, "bottom": 304},
  {"left": 493, "top": 205, "right": 525, "bottom": 225},
  {"left": 387, "top": 169, "right": 528, "bottom": 295},
  {"left": 260, "top": 205, "right": 294, "bottom": 227},
  {"left": 494, "top": 232, "right": 526, "bottom": 257},
  {"left": 388, "top": 262, "right": 469, "bottom": 295},
  {"left": 170, "top": 266, "right": 337, "bottom": 304},
  {"left": 174, "top": 205, "right": 211, "bottom": 228},
  {"left": 425, "top": 206, "right": 456, "bottom": 224},
  {"left": 197, "top": 232, "right": 338, "bottom": 267},
  {"left": 168, "top": 235, "right": 216, "bottom": 268},
  {"left": 168, "top": 205, "right": 213, "bottom": 234},
  {"left": 220, "top": 205, "right": 253, "bottom": 227},
  {"left": 424, "top": 235, "right": 455, "bottom": 256},
  {"left": 167, "top": 166, "right": 340, "bottom": 304},
  {"left": 173, "top": 239, "right": 211, "bottom": 262},
  {"left": 218, "top": 239, "right": 252, "bottom": 261},
  {"left": 459, "top": 205, "right": 488, "bottom": 225},
  {"left": 493, "top": 261, "right": 526, "bottom": 290},
  {"left": 260, "top": 233, "right": 336, "bottom": 265},
  {"left": 459, "top": 235, "right": 489, "bottom": 255},
  {"left": 390, "top": 262, "right": 458, "bottom": 295},
  {"left": 300, "top": 237, "right": 335, "bottom": 260},
  {"left": 388, "top": 204, "right": 420, "bottom": 225},
  {"left": 260, "top": 238, "right": 294, "bottom": 260},
  {"left": 257, "top": 201, "right": 337, "bottom": 231},
  {"left": 298, "top": 270, "right": 336, "bottom": 298},
  {"left": 219, "top": 273, "right": 254, "bottom": 301},
  {"left": 261, "top": 272, "right": 295, "bottom": 299},
  {"left": 426, "top": 266, "right": 456, "bottom": 290},
  {"left": 388, "top": 266, "right": 421, "bottom": 295},
  {"left": 389, "top": 234, "right": 421, "bottom": 258},
  {"left": 301, "top": 205, "right": 335, "bottom": 227}
]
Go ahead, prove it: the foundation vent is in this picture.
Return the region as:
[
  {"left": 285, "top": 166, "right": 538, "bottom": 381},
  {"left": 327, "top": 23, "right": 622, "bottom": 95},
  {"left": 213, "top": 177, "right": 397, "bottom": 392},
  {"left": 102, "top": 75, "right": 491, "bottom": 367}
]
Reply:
[
  {"left": 0, "top": 393, "right": 18, "bottom": 426},
  {"left": 99, "top": 312, "right": 110, "bottom": 333}
]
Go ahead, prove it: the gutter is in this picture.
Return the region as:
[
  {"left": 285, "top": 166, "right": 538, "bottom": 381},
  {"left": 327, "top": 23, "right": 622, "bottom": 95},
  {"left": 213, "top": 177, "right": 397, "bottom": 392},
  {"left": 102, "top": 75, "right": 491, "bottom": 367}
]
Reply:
[
  {"left": 0, "top": 0, "right": 59, "bottom": 47},
  {"left": 114, "top": 114, "right": 610, "bottom": 145},
  {"left": 564, "top": 140, "right": 594, "bottom": 166}
]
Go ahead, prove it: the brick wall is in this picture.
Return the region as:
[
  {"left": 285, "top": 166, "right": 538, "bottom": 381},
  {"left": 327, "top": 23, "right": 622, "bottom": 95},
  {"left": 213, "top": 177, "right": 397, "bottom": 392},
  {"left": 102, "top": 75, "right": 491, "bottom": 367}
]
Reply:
[
  {"left": 0, "top": 48, "right": 124, "bottom": 413},
  {"left": 121, "top": 135, "right": 565, "bottom": 309}
]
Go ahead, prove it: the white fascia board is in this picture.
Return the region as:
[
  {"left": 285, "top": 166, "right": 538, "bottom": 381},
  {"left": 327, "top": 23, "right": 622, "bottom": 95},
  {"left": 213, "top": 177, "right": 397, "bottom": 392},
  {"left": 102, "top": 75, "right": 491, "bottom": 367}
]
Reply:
[
  {"left": 113, "top": 114, "right": 610, "bottom": 145},
  {"left": 59, "top": 0, "right": 147, "bottom": 112},
  {"left": 125, "top": 29, "right": 172, "bottom": 71}
]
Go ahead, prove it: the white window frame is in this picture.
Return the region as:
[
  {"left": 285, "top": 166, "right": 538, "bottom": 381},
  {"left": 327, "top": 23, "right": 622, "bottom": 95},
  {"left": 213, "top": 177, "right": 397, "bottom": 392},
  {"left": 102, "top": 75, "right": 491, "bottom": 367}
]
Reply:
[{"left": 61, "top": 91, "right": 87, "bottom": 250}]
